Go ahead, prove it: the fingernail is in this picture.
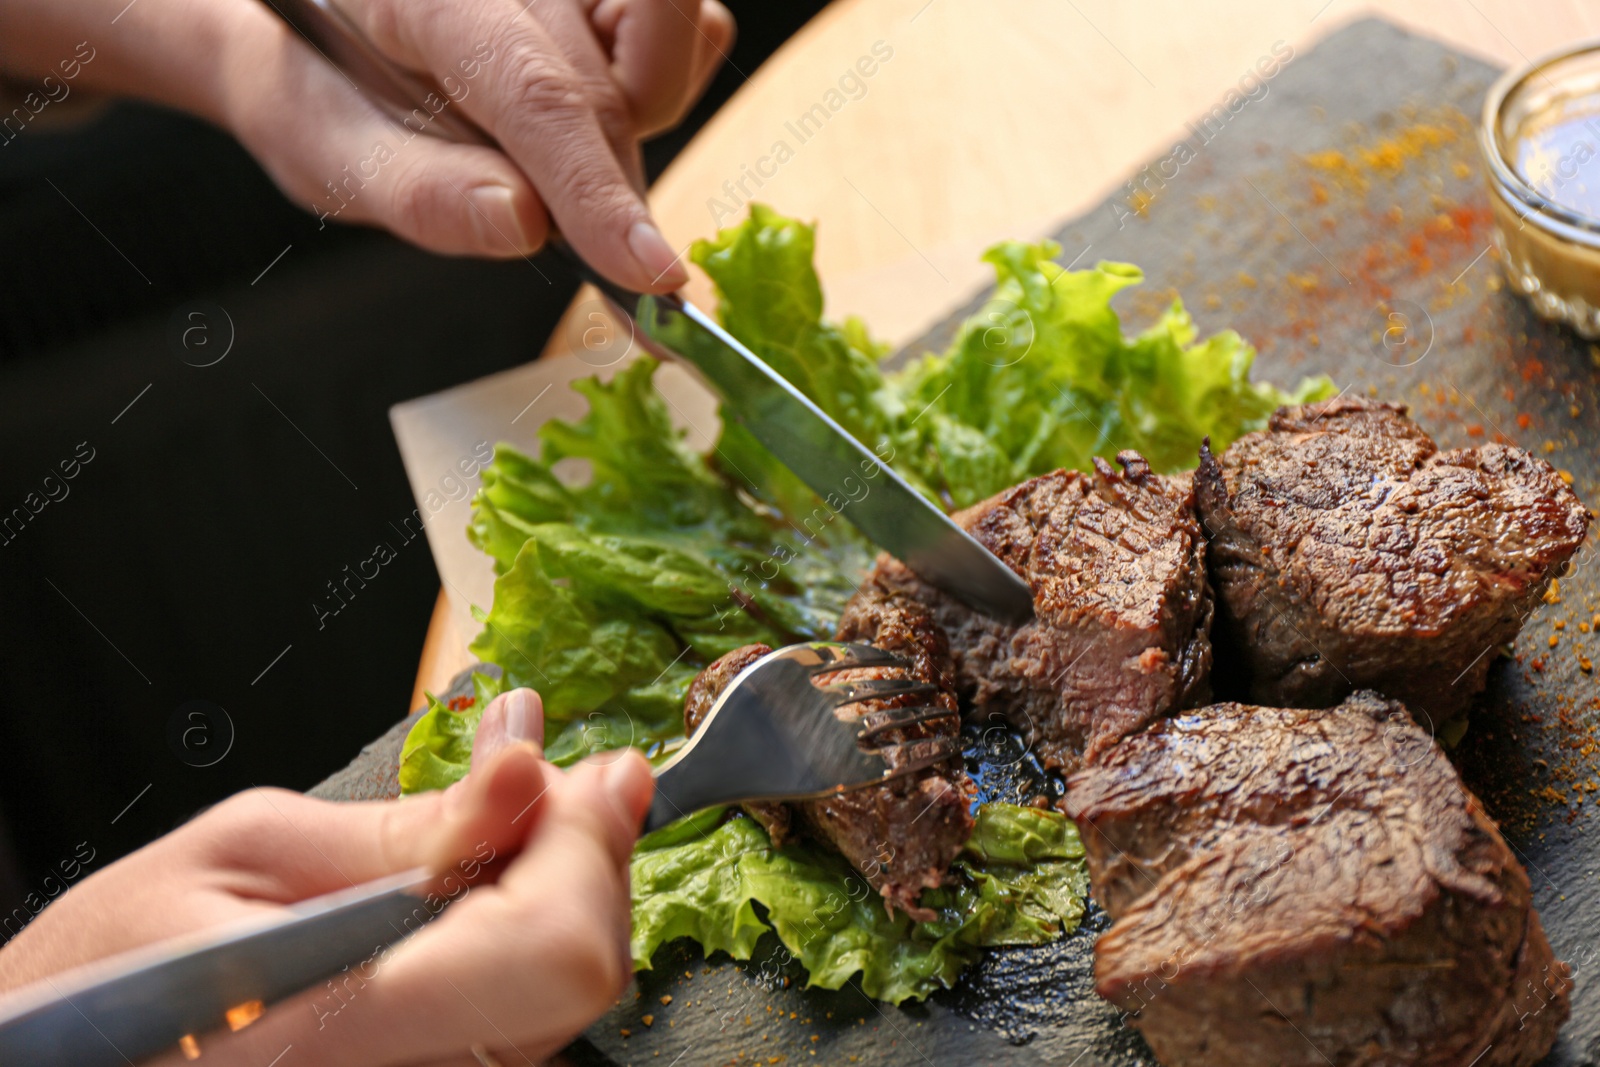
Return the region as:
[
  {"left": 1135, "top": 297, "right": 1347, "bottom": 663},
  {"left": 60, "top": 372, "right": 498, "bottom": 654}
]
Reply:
[
  {"left": 628, "top": 221, "right": 688, "bottom": 289},
  {"left": 503, "top": 689, "right": 543, "bottom": 747},
  {"left": 468, "top": 184, "right": 529, "bottom": 254}
]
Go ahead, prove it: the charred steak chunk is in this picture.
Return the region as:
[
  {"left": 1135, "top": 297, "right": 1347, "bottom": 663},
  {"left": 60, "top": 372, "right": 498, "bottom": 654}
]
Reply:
[
  {"left": 682, "top": 643, "right": 794, "bottom": 848},
  {"left": 869, "top": 450, "right": 1212, "bottom": 772},
  {"left": 681, "top": 582, "right": 972, "bottom": 918},
  {"left": 1196, "top": 397, "right": 1590, "bottom": 724},
  {"left": 1064, "top": 692, "right": 1570, "bottom": 1067}
]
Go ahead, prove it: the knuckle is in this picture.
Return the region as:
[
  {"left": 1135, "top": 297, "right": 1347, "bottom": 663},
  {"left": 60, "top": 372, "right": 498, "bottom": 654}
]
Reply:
[
  {"left": 558, "top": 159, "right": 637, "bottom": 230},
  {"left": 545, "top": 936, "right": 621, "bottom": 1011},
  {"left": 218, "top": 786, "right": 296, "bottom": 824},
  {"left": 194, "top": 788, "right": 296, "bottom": 852},
  {"left": 587, "top": 82, "right": 634, "bottom": 139},
  {"left": 386, "top": 165, "right": 441, "bottom": 231},
  {"left": 501, "top": 47, "right": 588, "bottom": 124},
  {"left": 357, "top": 0, "right": 408, "bottom": 57}
]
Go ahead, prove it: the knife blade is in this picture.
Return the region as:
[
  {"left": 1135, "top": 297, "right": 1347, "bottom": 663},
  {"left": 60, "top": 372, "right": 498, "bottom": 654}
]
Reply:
[
  {"left": 0, "top": 867, "right": 438, "bottom": 1066},
  {"left": 602, "top": 280, "right": 1036, "bottom": 624}
]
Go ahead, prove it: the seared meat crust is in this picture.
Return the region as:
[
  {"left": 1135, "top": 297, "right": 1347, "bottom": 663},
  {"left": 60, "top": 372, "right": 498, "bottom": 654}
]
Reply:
[
  {"left": 1065, "top": 691, "right": 1571, "bottom": 1067},
  {"left": 681, "top": 582, "right": 971, "bottom": 918},
  {"left": 870, "top": 451, "right": 1213, "bottom": 772},
  {"left": 1196, "top": 397, "right": 1591, "bottom": 724}
]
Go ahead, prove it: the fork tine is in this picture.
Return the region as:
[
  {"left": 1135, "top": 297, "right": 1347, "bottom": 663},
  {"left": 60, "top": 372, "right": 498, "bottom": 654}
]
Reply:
[
  {"left": 819, "top": 677, "right": 941, "bottom": 707},
  {"left": 804, "top": 642, "right": 910, "bottom": 674},
  {"left": 855, "top": 704, "right": 960, "bottom": 742},
  {"left": 869, "top": 735, "right": 964, "bottom": 779}
]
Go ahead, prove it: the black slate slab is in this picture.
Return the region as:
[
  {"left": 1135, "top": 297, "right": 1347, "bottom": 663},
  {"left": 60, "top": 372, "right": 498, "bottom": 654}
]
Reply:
[{"left": 316, "top": 17, "right": 1600, "bottom": 1066}]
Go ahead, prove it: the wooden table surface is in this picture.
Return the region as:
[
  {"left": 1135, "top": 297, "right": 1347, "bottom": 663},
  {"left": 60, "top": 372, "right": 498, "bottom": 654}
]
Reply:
[{"left": 410, "top": 0, "right": 1600, "bottom": 710}]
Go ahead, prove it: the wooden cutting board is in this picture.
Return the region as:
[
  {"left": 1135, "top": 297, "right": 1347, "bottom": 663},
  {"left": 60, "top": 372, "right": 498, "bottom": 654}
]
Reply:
[{"left": 316, "top": 18, "right": 1600, "bottom": 1066}]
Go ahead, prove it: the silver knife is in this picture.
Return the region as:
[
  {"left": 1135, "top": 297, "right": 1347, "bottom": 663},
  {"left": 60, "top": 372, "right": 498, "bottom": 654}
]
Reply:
[
  {"left": 269, "top": 0, "right": 1036, "bottom": 625},
  {"left": 609, "top": 281, "right": 1035, "bottom": 622},
  {"left": 0, "top": 867, "right": 438, "bottom": 1065}
]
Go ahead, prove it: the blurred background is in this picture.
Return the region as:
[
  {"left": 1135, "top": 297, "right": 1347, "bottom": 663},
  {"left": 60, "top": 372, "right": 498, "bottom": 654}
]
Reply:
[{"left": 0, "top": 1, "right": 831, "bottom": 919}]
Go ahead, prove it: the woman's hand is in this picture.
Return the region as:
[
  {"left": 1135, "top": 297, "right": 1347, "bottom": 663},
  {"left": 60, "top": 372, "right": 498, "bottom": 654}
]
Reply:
[
  {"left": 0, "top": 0, "right": 734, "bottom": 289},
  {"left": 0, "top": 688, "right": 656, "bottom": 1066}
]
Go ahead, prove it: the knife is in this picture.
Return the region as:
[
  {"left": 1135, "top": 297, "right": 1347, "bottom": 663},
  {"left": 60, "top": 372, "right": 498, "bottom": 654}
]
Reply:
[
  {"left": 0, "top": 867, "right": 439, "bottom": 1066},
  {"left": 270, "top": 0, "right": 1036, "bottom": 625},
  {"left": 598, "top": 278, "right": 1036, "bottom": 624}
]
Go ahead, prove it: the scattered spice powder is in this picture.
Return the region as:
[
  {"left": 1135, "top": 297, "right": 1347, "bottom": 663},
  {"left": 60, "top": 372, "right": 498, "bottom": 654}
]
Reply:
[{"left": 1304, "top": 122, "right": 1460, "bottom": 187}]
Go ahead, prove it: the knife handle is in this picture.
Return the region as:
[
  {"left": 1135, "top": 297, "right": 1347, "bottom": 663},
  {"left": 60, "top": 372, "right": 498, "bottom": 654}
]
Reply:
[{"left": 0, "top": 868, "right": 439, "bottom": 1067}]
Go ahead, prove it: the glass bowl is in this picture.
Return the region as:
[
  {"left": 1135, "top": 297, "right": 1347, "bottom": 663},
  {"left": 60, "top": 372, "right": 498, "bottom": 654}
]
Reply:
[{"left": 1481, "top": 38, "right": 1600, "bottom": 338}]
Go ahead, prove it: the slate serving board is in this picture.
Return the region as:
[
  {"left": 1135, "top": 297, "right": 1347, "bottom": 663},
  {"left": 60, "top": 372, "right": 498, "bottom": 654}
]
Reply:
[{"left": 316, "top": 17, "right": 1600, "bottom": 1066}]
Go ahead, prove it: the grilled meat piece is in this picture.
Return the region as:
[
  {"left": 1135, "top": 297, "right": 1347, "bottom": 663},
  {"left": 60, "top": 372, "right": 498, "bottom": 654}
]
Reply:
[
  {"left": 869, "top": 451, "right": 1212, "bottom": 772},
  {"left": 1196, "top": 397, "right": 1590, "bottom": 725},
  {"left": 1064, "top": 691, "right": 1570, "bottom": 1067},
  {"left": 681, "top": 582, "right": 971, "bottom": 918},
  {"left": 682, "top": 642, "right": 794, "bottom": 847}
]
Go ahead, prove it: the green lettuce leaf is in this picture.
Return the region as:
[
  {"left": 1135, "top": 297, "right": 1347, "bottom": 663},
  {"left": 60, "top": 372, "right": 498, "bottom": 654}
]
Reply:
[
  {"left": 408, "top": 354, "right": 866, "bottom": 789},
  {"left": 469, "top": 540, "right": 680, "bottom": 717},
  {"left": 398, "top": 671, "right": 505, "bottom": 793},
  {"left": 629, "top": 803, "right": 1089, "bottom": 1005},
  {"left": 691, "top": 208, "right": 1336, "bottom": 511}
]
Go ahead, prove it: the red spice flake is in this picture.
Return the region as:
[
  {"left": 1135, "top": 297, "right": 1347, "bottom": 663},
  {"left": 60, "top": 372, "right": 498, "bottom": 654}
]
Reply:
[
  {"left": 446, "top": 695, "right": 477, "bottom": 712},
  {"left": 1516, "top": 413, "right": 1532, "bottom": 429},
  {"left": 1466, "top": 424, "right": 1484, "bottom": 437},
  {"left": 1521, "top": 358, "right": 1546, "bottom": 382}
]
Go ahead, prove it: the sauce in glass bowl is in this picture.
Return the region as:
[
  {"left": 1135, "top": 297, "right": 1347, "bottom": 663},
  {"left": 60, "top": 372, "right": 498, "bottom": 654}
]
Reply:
[{"left": 1482, "top": 41, "right": 1600, "bottom": 337}]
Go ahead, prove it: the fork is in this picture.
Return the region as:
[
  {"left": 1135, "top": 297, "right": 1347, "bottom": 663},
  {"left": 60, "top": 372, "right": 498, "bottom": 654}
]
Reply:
[{"left": 642, "top": 641, "right": 963, "bottom": 833}]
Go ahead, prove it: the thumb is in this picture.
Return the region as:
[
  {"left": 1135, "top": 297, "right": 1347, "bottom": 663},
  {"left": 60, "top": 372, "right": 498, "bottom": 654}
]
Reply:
[
  {"left": 222, "top": 744, "right": 550, "bottom": 901},
  {"left": 424, "top": 741, "right": 551, "bottom": 881}
]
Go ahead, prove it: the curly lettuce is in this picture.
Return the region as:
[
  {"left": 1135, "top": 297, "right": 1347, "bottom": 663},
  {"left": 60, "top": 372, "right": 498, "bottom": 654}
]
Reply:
[
  {"left": 690, "top": 206, "right": 1334, "bottom": 510},
  {"left": 630, "top": 803, "right": 1088, "bottom": 1004}
]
